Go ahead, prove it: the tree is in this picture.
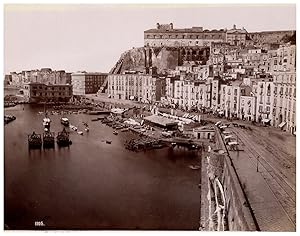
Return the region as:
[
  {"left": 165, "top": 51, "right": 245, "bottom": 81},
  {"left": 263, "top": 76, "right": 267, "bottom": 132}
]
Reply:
[{"left": 282, "top": 32, "right": 296, "bottom": 45}]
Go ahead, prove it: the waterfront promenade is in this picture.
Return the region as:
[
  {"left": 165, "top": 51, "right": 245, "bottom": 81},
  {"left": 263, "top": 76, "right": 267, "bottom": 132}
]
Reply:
[{"left": 218, "top": 125, "right": 296, "bottom": 231}]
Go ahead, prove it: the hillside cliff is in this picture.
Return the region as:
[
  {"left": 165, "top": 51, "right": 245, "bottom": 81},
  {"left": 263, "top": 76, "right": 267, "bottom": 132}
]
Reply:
[{"left": 110, "top": 46, "right": 210, "bottom": 74}]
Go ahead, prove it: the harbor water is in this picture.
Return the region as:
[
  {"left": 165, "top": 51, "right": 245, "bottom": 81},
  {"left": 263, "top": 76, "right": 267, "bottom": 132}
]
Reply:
[{"left": 4, "top": 103, "right": 202, "bottom": 230}]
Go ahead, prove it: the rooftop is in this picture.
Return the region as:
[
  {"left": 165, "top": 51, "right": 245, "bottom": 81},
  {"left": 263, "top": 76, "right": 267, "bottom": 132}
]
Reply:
[
  {"left": 193, "top": 125, "right": 215, "bottom": 131},
  {"left": 144, "top": 28, "right": 226, "bottom": 34},
  {"left": 26, "top": 82, "right": 72, "bottom": 86},
  {"left": 71, "top": 72, "right": 109, "bottom": 76},
  {"left": 144, "top": 115, "right": 178, "bottom": 127}
]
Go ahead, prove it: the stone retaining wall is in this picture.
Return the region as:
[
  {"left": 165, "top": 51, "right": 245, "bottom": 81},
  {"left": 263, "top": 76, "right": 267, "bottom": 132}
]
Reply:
[{"left": 200, "top": 128, "right": 257, "bottom": 231}]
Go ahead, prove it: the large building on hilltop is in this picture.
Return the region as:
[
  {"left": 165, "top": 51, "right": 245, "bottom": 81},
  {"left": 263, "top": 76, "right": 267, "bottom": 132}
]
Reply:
[
  {"left": 144, "top": 23, "right": 226, "bottom": 47},
  {"left": 144, "top": 23, "right": 295, "bottom": 48},
  {"left": 226, "top": 24, "right": 247, "bottom": 46}
]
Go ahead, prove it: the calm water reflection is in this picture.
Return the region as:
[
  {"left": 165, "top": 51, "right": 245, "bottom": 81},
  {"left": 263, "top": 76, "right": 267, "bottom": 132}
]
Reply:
[{"left": 4, "top": 104, "right": 201, "bottom": 230}]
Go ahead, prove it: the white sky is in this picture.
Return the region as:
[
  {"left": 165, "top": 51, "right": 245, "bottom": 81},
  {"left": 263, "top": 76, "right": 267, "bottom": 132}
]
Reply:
[{"left": 4, "top": 4, "right": 296, "bottom": 74}]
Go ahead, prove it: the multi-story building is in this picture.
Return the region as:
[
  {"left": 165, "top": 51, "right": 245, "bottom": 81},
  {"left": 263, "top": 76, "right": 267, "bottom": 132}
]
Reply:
[
  {"left": 240, "top": 48, "right": 269, "bottom": 72},
  {"left": 272, "top": 71, "right": 296, "bottom": 134},
  {"left": 71, "top": 72, "right": 108, "bottom": 95},
  {"left": 226, "top": 25, "right": 247, "bottom": 46},
  {"left": 210, "top": 78, "right": 220, "bottom": 111},
  {"left": 4, "top": 75, "right": 12, "bottom": 85},
  {"left": 210, "top": 42, "right": 231, "bottom": 54},
  {"left": 239, "top": 84, "right": 256, "bottom": 121},
  {"left": 166, "top": 75, "right": 220, "bottom": 111},
  {"left": 107, "top": 74, "right": 157, "bottom": 103},
  {"left": 144, "top": 23, "right": 294, "bottom": 49},
  {"left": 220, "top": 81, "right": 241, "bottom": 118},
  {"left": 23, "top": 82, "right": 72, "bottom": 103},
  {"left": 144, "top": 23, "right": 226, "bottom": 47},
  {"left": 172, "top": 79, "right": 210, "bottom": 110},
  {"left": 10, "top": 68, "right": 71, "bottom": 88},
  {"left": 10, "top": 72, "right": 23, "bottom": 87},
  {"left": 269, "top": 44, "right": 296, "bottom": 73},
  {"left": 174, "top": 65, "right": 210, "bottom": 80},
  {"left": 252, "top": 78, "right": 275, "bottom": 124}
]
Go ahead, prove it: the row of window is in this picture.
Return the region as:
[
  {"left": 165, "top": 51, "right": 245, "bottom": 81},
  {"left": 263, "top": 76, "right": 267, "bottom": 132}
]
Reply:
[
  {"left": 32, "top": 86, "right": 71, "bottom": 91},
  {"left": 32, "top": 92, "right": 71, "bottom": 96},
  {"left": 145, "top": 34, "right": 224, "bottom": 39}
]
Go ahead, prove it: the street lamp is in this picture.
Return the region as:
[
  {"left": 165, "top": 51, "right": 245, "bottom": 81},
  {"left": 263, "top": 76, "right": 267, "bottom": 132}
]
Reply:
[{"left": 256, "top": 156, "right": 260, "bottom": 172}]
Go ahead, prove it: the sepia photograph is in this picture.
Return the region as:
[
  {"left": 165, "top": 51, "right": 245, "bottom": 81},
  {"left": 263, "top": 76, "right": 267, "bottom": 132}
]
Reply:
[{"left": 3, "top": 2, "right": 297, "bottom": 232}]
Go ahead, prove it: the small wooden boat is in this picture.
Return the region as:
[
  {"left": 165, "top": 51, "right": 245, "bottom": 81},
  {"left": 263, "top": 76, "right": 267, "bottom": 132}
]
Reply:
[
  {"left": 120, "top": 128, "right": 129, "bottom": 132},
  {"left": 4, "top": 115, "right": 16, "bottom": 125},
  {"left": 61, "top": 117, "right": 70, "bottom": 126},
  {"left": 77, "top": 131, "right": 83, "bottom": 135},
  {"left": 152, "top": 143, "right": 163, "bottom": 149},
  {"left": 189, "top": 165, "right": 200, "bottom": 170},
  {"left": 43, "top": 117, "right": 51, "bottom": 130}
]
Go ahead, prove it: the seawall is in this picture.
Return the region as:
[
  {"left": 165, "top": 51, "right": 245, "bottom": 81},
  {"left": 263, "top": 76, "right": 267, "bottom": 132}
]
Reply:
[{"left": 200, "top": 128, "right": 258, "bottom": 231}]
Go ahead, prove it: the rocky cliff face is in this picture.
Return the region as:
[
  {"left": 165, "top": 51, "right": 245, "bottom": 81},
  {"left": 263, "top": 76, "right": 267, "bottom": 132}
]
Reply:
[{"left": 110, "top": 46, "right": 210, "bottom": 74}]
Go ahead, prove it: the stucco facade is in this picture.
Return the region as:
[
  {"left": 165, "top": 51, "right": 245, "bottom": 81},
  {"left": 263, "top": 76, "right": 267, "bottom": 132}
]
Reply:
[
  {"left": 71, "top": 72, "right": 108, "bottom": 95},
  {"left": 107, "top": 74, "right": 156, "bottom": 103},
  {"left": 23, "top": 82, "right": 72, "bottom": 103},
  {"left": 144, "top": 23, "right": 226, "bottom": 47},
  {"left": 272, "top": 72, "right": 296, "bottom": 134}
]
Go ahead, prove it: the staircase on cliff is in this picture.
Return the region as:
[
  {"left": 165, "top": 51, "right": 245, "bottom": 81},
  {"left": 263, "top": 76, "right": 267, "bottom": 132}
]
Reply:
[
  {"left": 109, "top": 46, "right": 210, "bottom": 75},
  {"left": 110, "top": 50, "right": 128, "bottom": 74}
]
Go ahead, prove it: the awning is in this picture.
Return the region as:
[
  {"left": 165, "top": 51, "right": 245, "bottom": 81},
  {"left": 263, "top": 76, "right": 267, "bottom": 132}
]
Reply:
[
  {"left": 279, "top": 122, "right": 286, "bottom": 128},
  {"left": 262, "top": 119, "right": 270, "bottom": 123}
]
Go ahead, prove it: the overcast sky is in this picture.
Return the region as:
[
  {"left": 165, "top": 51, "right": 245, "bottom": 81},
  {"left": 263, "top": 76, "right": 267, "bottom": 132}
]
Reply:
[{"left": 4, "top": 4, "right": 296, "bottom": 74}]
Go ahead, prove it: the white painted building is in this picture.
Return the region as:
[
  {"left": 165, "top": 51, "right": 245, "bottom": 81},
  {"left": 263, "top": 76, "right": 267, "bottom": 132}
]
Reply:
[
  {"left": 220, "top": 81, "right": 241, "bottom": 118},
  {"left": 272, "top": 71, "right": 296, "bottom": 134},
  {"left": 107, "top": 74, "right": 156, "bottom": 103},
  {"left": 252, "top": 78, "right": 275, "bottom": 124}
]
